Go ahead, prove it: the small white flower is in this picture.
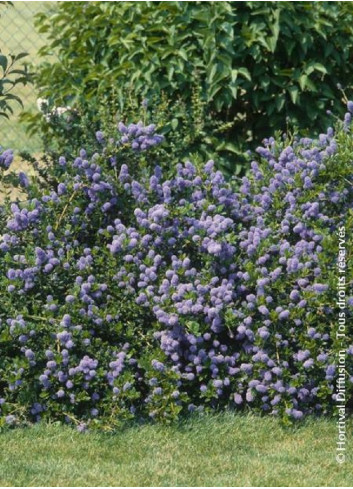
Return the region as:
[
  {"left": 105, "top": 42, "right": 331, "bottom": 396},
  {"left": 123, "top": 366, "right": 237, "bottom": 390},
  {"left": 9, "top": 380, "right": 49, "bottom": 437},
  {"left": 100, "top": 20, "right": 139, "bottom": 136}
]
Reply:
[
  {"left": 54, "top": 106, "right": 69, "bottom": 116},
  {"left": 37, "top": 98, "right": 49, "bottom": 112}
]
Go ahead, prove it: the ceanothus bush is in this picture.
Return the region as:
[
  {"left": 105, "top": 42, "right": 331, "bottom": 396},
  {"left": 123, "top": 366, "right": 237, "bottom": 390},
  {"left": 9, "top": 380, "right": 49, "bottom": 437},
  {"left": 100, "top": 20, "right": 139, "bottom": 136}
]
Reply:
[{"left": 0, "top": 114, "right": 352, "bottom": 431}]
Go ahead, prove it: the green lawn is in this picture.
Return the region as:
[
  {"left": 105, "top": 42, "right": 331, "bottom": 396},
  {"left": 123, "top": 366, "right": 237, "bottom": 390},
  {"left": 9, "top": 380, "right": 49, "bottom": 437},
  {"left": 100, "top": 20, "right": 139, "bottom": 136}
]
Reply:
[{"left": 0, "top": 413, "right": 351, "bottom": 487}]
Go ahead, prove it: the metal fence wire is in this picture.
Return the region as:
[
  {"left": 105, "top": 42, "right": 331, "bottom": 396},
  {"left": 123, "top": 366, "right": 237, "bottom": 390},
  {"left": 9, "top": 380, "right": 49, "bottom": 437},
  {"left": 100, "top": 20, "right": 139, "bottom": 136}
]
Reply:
[{"left": 0, "top": 1, "right": 54, "bottom": 152}]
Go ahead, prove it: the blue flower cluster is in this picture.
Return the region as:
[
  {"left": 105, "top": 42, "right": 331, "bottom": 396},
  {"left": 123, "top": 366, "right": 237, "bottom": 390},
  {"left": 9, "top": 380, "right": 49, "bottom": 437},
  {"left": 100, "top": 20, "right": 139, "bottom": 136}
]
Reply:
[
  {"left": 117, "top": 121, "right": 164, "bottom": 151},
  {"left": 0, "top": 109, "right": 352, "bottom": 430},
  {"left": 95, "top": 121, "right": 164, "bottom": 153},
  {"left": 0, "top": 148, "right": 14, "bottom": 170}
]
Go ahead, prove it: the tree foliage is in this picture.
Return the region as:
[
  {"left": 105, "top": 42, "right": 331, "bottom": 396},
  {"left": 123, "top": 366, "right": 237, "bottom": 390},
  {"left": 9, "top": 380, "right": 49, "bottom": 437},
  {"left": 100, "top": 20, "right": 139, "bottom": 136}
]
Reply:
[{"left": 32, "top": 1, "right": 353, "bottom": 168}]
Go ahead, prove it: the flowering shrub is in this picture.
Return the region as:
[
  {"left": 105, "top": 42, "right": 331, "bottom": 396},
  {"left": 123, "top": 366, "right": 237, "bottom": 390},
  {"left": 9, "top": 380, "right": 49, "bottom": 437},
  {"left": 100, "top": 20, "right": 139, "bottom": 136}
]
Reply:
[
  {"left": 22, "top": 85, "right": 240, "bottom": 179},
  {"left": 0, "top": 112, "right": 352, "bottom": 431}
]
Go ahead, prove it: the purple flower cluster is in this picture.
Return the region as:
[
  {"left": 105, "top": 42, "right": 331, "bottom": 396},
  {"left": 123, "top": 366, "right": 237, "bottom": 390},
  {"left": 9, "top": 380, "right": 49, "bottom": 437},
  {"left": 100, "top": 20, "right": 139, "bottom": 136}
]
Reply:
[
  {"left": 0, "top": 148, "right": 14, "bottom": 170},
  {"left": 117, "top": 121, "right": 164, "bottom": 151},
  {"left": 6, "top": 201, "right": 42, "bottom": 233},
  {"left": 0, "top": 109, "right": 352, "bottom": 429}
]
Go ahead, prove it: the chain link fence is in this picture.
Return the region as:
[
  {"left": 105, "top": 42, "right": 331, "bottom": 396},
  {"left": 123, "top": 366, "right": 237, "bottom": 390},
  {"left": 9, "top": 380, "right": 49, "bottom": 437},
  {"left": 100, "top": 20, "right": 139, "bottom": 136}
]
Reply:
[{"left": 0, "top": 1, "right": 54, "bottom": 153}]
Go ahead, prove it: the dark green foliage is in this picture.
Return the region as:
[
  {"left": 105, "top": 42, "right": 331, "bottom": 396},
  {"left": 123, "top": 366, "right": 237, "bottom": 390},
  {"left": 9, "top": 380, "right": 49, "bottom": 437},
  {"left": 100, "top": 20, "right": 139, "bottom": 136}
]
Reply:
[{"left": 30, "top": 1, "right": 353, "bottom": 171}]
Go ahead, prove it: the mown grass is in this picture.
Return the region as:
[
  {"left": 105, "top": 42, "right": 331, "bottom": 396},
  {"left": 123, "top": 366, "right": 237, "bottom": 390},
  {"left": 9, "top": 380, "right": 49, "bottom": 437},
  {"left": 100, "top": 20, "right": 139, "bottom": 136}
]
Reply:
[{"left": 0, "top": 413, "right": 351, "bottom": 487}]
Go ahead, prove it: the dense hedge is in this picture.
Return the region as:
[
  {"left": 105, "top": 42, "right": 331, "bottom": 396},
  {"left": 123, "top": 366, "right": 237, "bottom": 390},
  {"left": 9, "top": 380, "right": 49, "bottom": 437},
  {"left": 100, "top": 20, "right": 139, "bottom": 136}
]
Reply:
[
  {"left": 0, "top": 110, "right": 352, "bottom": 430},
  {"left": 29, "top": 1, "right": 353, "bottom": 169}
]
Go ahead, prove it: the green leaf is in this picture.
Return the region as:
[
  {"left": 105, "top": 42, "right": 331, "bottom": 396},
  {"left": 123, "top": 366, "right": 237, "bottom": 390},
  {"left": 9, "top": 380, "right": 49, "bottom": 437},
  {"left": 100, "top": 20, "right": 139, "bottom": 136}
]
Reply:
[
  {"left": 275, "top": 95, "right": 285, "bottom": 111},
  {"left": 14, "top": 52, "right": 29, "bottom": 62},
  {"left": 305, "top": 62, "right": 327, "bottom": 76},
  {"left": 298, "top": 74, "right": 308, "bottom": 91},
  {"left": 267, "top": 8, "right": 280, "bottom": 52},
  {"left": 0, "top": 54, "right": 8, "bottom": 73},
  {"left": 186, "top": 321, "right": 200, "bottom": 335},
  {"left": 288, "top": 86, "right": 299, "bottom": 104},
  {"left": 3, "top": 93, "right": 24, "bottom": 107},
  {"left": 178, "top": 48, "right": 188, "bottom": 62},
  {"left": 207, "top": 64, "right": 217, "bottom": 84},
  {"left": 238, "top": 67, "right": 251, "bottom": 81},
  {"left": 230, "top": 85, "right": 238, "bottom": 99},
  {"left": 231, "top": 69, "right": 238, "bottom": 83},
  {"left": 216, "top": 141, "right": 241, "bottom": 154}
]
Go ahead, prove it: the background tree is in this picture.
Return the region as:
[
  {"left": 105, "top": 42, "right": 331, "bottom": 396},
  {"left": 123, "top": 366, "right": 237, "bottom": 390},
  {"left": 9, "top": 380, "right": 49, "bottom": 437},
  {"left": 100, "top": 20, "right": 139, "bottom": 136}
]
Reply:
[{"left": 27, "top": 1, "right": 353, "bottom": 173}]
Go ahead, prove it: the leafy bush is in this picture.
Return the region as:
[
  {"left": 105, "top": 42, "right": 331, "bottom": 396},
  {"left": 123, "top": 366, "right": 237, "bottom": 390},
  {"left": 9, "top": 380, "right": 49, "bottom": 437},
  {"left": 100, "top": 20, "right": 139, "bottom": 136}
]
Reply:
[
  {"left": 30, "top": 1, "right": 353, "bottom": 170},
  {"left": 0, "top": 2, "right": 31, "bottom": 119},
  {"left": 22, "top": 88, "right": 241, "bottom": 177},
  {"left": 0, "top": 110, "right": 352, "bottom": 431}
]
